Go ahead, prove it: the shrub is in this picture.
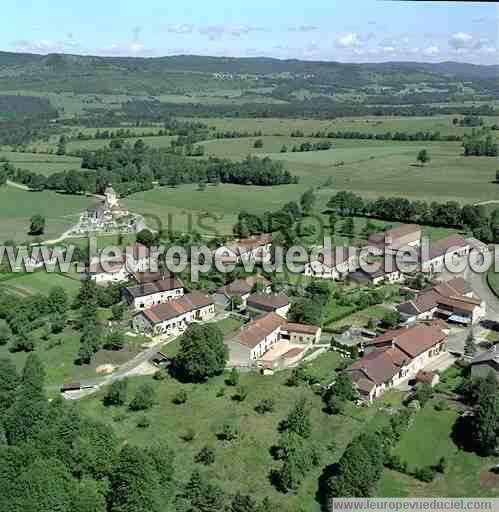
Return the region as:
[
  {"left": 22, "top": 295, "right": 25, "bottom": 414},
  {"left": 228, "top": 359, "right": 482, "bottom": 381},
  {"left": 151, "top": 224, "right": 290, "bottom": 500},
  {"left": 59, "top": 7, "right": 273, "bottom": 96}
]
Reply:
[
  {"left": 216, "top": 387, "right": 225, "bottom": 398},
  {"left": 129, "top": 383, "right": 156, "bottom": 411},
  {"left": 217, "top": 422, "right": 240, "bottom": 442},
  {"left": 194, "top": 446, "right": 216, "bottom": 466},
  {"left": 226, "top": 368, "right": 239, "bottom": 386},
  {"left": 136, "top": 415, "right": 150, "bottom": 429},
  {"left": 233, "top": 385, "right": 248, "bottom": 402},
  {"left": 434, "top": 400, "right": 449, "bottom": 411},
  {"left": 255, "top": 398, "right": 275, "bottom": 414},
  {"left": 414, "top": 466, "right": 436, "bottom": 482},
  {"left": 181, "top": 428, "right": 196, "bottom": 443},
  {"left": 173, "top": 390, "right": 188, "bottom": 405},
  {"left": 153, "top": 369, "right": 167, "bottom": 381}
]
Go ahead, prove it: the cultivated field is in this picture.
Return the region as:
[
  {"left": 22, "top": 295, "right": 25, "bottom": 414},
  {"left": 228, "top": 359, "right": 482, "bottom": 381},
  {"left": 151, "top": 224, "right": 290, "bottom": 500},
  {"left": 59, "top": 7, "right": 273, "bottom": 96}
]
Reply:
[{"left": 0, "top": 150, "right": 83, "bottom": 175}]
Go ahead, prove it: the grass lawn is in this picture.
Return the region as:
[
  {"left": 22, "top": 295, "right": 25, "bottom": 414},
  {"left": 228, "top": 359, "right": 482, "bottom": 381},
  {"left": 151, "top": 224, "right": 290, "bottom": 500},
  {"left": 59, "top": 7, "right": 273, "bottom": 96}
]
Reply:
[
  {"left": 377, "top": 402, "right": 499, "bottom": 497},
  {"left": 328, "top": 304, "right": 391, "bottom": 329},
  {"left": 77, "top": 368, "right": 380, "bottom": 511},
  {"left": 66, "top": 134, "right": 177, "bottom": 152},
  {"left": 0, "top": 186, "right": 92, "bottom": 242}
]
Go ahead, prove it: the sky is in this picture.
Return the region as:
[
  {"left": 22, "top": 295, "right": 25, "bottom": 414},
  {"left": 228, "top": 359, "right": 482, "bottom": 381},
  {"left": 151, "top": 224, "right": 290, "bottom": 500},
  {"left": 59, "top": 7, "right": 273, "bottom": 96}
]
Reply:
[{"left": 1, "top": 0, "right": 498, "bottom": 65}]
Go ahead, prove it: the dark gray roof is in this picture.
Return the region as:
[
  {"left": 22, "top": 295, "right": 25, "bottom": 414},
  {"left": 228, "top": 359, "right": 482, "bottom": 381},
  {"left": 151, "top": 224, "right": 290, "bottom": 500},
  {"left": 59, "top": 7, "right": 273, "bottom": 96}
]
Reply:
[
  {"left": 471, "top": 347, "right": 499, "bottom": 366},
  {"left": 126, "top": 276, "right": 184, "bottom": 298}
]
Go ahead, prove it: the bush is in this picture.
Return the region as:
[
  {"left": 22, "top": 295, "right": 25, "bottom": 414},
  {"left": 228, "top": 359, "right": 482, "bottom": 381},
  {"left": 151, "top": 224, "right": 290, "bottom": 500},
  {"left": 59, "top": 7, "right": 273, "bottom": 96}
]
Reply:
[
  {"left": 216, "top": 387, "right": 225, "bottom": 398},
  {"left": 434, "top": 457, "right": 447, "bottom": 474},
  {"left": 233, "top": 385, "right": 248, "bottom": 402},
  {"left": 385, "top": 454, "right": 408, "bottom": 473},
  {"left": 104, "top": 379, "right": 129, "bottom": 407},
  {"left": 434, "top": 400, "right": 449, "bottom": 411},
  {"left": 173, "top": 390, "right": 188, "bottom": 405},
  {"left": 255, "top": 398, "right": 275, "bottom": 415},
  {"left": 217, "top": 422, "right": 240, "bottom": 442},
  {"left": 129, "top": 383, "right": 156, "bottom": 411},
  {"left": 153, "top": 369, "right": 167, "bottom": 381},
  {"left": 181, "top": 428, "right": 196, "bottom": 443},
  {"left": 136, "top": 415, "right": 150, "bottom": 429},
  {"left": 226, "top": 368, "right": 239, "bottom": 386},
  {"left": 414, "top": 466, "right": 436, "bottom": 482},
  {"left": 194, "top": 446, "right": 216, "bottom": 466}
]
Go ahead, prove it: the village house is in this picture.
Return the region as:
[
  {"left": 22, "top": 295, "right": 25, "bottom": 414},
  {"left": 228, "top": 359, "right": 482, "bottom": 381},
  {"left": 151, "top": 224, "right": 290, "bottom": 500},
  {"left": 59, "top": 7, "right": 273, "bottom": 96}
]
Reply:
[
  {"left": 419, "top": 234, "right": 470, "bottom": 274},
  {"left": 246, "top": 292, "right": 290, "bottom": 318},
  {"left": 396, "top": 277, "right": 485, "bottom": 325},
  {"left": 132, "top": 292, "right": 215, "bottom": 336},
  {"left": 469, "top": 346, "right": 499, "bottom": 382},
  {"left": 214, "top": 234, "right": 272, "bottom": 264},
  {"left": 347, "top": 323, "right": 447, "bottom": 402},
  {"left": 132, "top": 271, "right": 165, "bottom": 284},
  {"left": 368, "top": 224, "right": 421, "bottom": 255},
  {"left": 224, "top": 312, "right": 321, "bottom": 366},
  {"left": 349, "top": 256, "right": 406, "bottom": 286},
  {"left": 303, "top": 246, "right": 358, "bottom": 280},
  {"left": 214, "top": 275, "right": 271, "bottom": 309},
  {"left": 88, "top": 259, "right": 130, "bottom": 284},
  {"left": 124, "top": 275, "right": 185, "bottom": 310}
]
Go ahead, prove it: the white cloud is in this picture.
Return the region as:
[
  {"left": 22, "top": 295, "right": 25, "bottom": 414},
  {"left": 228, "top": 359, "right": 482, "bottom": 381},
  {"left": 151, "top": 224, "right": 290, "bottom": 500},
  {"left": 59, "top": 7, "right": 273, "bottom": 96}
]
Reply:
[
  {"left": 11, "top": 37, "right": 80, "bottom": 54},
  {"left": 423, "top": 45, "right": 439, "bottom": 56},
  {"left": 336, "top": 32, "right": 363, "bottom": 48},
  {"left": 199, "top": 25, "right": 267, "bottom": 41},
  {"left": 165, "top": 24, "right": 194, "bottom": 34},
  {"left": 449, "top": 32, "right": 473, "bottom": 50}
]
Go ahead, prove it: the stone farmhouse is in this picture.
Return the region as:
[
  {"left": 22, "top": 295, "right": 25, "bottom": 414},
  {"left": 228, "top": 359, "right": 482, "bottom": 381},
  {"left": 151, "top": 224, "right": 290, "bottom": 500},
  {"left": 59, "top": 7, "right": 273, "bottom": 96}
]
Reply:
[
  {"left": 225, "top": 312, "right": 321, "bottom": 366},
  {"left": 397, "top": 277, "right": 485, "bottom": 326},
  {"left": 214, "top": 235, "right": 272, "bottom": 264},
  {"left": 347, "top": 323, "right": 447, "bottom": 402},
  {"left": 470, "top": 346, "right": 499, "bottom": 382},
  {"left": 89, "top": 258, "right": 129, "bottom": 284},
  {"left": 214, "top": 275, "right": 271, "bottom": 309},
  {"left": 368, "top": 224, "right": 421, "bottom": 255},
  {"left": 350, "top": 256, "right": 407, "bottom": 286},
  {"left": 133, "top": 292, "right": 215, "bottom": 336},
  {"left": 303, "top": 246, "right": 358, "bottom": 280},
  {"left": 124, "top": 275, "right": 185, "bottom": 310}
]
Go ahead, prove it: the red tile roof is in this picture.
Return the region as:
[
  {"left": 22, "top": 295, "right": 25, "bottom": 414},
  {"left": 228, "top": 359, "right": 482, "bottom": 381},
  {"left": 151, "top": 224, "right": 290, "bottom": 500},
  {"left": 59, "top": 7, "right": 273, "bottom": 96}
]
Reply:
[
  {"left": 282, "top": 322, "right": 320, "bottom": 335},
  {"left": 425, "top": 235, "right": 468, "bottom": 261},
  {"left": 247, "top": 292, "right": 290, "bottom": 311},
  {"left": 216, "top": 275, "right": 270, "bottom": 298},
  {"left": 368, "top": 224, "right": 421, "bottom": 249},
  {"left": 366, "top": 324, "right": 446, "bottom": 358},
  {"left": 228, "top": 312, "right": 285, "bottom": 349},
  {"left": 139, "top": 292, "right": 213, "bottom": 325},
  {"left": 348, "top": 346, "right": 409, "bottom": 385},
  {"left": 126, "top": 276, "right": 184, "bottom": 299}
]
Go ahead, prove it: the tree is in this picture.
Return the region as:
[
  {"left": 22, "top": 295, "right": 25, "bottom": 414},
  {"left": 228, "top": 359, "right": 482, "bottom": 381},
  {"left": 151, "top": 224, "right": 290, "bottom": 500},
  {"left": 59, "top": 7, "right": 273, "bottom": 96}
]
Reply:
[
  {"left": 472, "top": 383, "right": 499, "bottom": 455},
  {"left": 464, "top": 332, "right": 477, "bottom": 357},
  {"left": 5, "top": 354, "right": 47, "bottom": 444},
  {"left": 129, "top": 383, "right": 156, "bottom": 411},
  {"left": 281, "top": 398, "right": 311, "bottom": 439},
  {"left": 417, "top": 149, "right": 430, "bottom": 166},
  {"left": 195, "top": 445, "right": 216, "bottom": 466},
  {"left": 253, "top": 139, "right": 263, "bottom": 148},
  {"left": 0, "top": 357, "right": 19, "bottom": 412},
  {"left": 342, "top": 217, "right": 355, "bottom": 236},
  {"left": 111, "top": 302, "right": 126, "bottom": 321},
  {"left": 255, "top": 398, "right": 275, "bottom": 415},
  {"left": 174, "top": 324, "right": 228, "bottom": 382},
  {"left": 329, "top": 212, "right": 338, "bottom": 235},
  {"left": 300, "top": 188, "right": 316, "bottom": 215},
  {"left": 230, "top": 492, "right": 257, "bottom": 512},
  {"left": 109, "top": 445, "right": 162, "bottom": 512},
  {"left": 70, "top": 478, "right": 107, "bottom": 512},
  {"left": 287, "top": 298, "right": 323, "bottom": 325},
  {"left": 104, "top": 330, "right": 125, "bottom": 351},
  {"left": 0, "top": 322, "right": 12, "bottom": 346},
  {"left": 226, "top": 368, "right": 240, "bottom": 386},
  {"left": 324, "top": 372, "right": 356, "bottom": 414},
  {"left": 104, "top": 378, "right": 129, "bottom": 406},
  {"left": 48, "top": 286, "right": 68, "bottom": 314},
  {"left": 383, "top": 310, "right": 401, "bottom": 329},
  {"left": 136, "top": 228, "right": 156, "bottom": 247},
  {"left": 29, "top": 214, "right": 46, "bottom": 235},
  {"left": 412, "top": 382, "right": 433, "bottom": 406}
]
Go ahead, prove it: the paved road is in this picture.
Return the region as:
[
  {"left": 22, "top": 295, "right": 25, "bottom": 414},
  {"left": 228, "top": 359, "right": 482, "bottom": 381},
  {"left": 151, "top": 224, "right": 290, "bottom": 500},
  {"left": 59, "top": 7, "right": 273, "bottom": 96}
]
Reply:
[{"left": 466, "top": 245, "right": 499, "bottom": 320}]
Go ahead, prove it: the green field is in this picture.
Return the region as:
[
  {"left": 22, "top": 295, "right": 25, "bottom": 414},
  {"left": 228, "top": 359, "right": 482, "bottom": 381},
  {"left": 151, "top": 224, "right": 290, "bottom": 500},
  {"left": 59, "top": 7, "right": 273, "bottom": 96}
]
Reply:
[
  {"left": 66, "top": 134, "right": 178, "bottom": 152},
  {"left": 77, "top": 351, "right": 376, "bottom": 512},
  {"left": 0, "top": 186, "right": 92, "bottom": 242},
  {"left": 377, "top": 403, "right": 499, "bottom": 497},
  {"left": 0, "top": 271, "right": 82, "bottom": 298},
  {"left": 180, "top": 115, "right": 499, "bottom": 137},
  {"left": 0, "top": 150, "right": 83, "bottom": 175}
]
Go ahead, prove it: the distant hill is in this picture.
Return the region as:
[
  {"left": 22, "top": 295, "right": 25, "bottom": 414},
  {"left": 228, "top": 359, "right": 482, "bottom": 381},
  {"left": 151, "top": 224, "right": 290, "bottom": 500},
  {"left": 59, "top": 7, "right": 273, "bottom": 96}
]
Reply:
[{"left": 0, "top": 51, "right": 497, "bottom": 96}]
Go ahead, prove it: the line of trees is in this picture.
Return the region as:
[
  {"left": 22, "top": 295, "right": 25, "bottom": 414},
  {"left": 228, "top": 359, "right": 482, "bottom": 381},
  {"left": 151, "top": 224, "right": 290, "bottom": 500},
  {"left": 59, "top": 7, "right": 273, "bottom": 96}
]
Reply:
[
  {"left": 463, "top": 132, "right": 498, "bottom": 157},
  {"left": 327, "top": 190, "right": 499, "bottom": 242},
  {"left": 304, "top": 130, "right": 461, "bottom": 142}
]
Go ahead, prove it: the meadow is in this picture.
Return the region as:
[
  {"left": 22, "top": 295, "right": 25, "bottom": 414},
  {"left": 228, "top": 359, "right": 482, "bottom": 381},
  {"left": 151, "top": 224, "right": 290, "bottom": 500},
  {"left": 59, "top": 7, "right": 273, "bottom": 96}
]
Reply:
[
  {"left": 0, "top": 150, "right": 83, "bottom": 175},
  {"left": 377, "top": 403, "right": 499, "bottom": 497},
  {"left": 77, "top": 352, "right": 383, "bottom": 512},
  {"left": 180, "top": 115, "right": 499, "bottom": 137},
  {"left": 0, "top": 186, "right": 92, "bottom": 242}
]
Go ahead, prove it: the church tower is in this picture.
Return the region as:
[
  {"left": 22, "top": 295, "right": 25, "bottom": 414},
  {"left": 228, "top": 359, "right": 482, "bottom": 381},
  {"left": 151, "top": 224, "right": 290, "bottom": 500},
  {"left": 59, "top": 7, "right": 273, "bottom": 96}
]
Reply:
[{"left": 104, "top": 185, "right": 118, "bottom": 208}]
